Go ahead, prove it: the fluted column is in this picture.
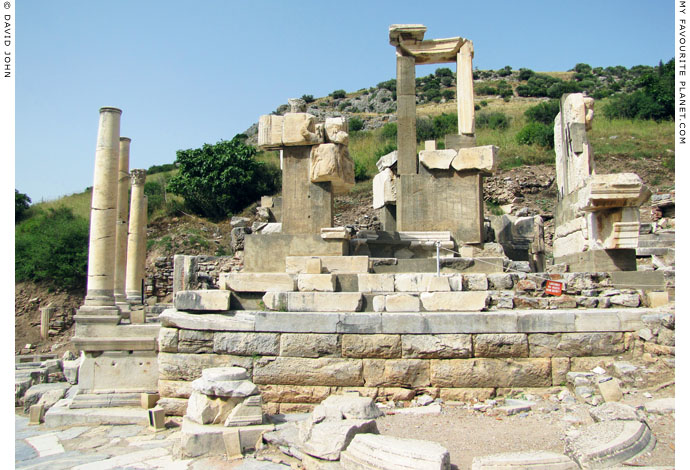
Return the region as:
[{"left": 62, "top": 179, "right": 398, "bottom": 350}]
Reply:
[
  {"left": 82, "top": 107, "right": 122, "bottom": 314},
  {"left": 126, "top": 169, "right": 147, "bottom": 303},
  {"left": 113, "top": 137, "right": 131, "bottom": 309}
]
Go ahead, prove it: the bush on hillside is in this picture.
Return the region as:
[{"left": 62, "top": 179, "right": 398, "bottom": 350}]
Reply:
[
  {"left": 380, "top": 122, "right": 397, "bottom": 140},
  {"left": 476, "top": 112, "right": 510, "bottom": 130},
  {"left": 16, "top": 190, "right": 31, "bottom": 222},
  {"left": 301, "top": 94, "right": 315, "bottom": 103},
  {"left": 167, "top": 135, "right": 280, "bottom": 220},
  {"left": 147, "top": 163, "right": 176, "bottom": 175},
  {"left": 349, "top": 117, "right": 364, "bottom": 132},
  {"left": 15, "top": 207, "right": 89, "bottom": 289},
  {"left": 330, "top": 89, "right": 347, "bottom": 99},
  {"left": 515, "top": 122, "right": 554, "bottom": 148},
  {"left": 524, "top": 99, "right": 561, "bottom": 125}
]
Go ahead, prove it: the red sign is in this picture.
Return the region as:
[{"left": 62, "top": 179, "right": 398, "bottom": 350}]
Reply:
[{"left": 545, "top": 280, "right": 563, "bottom": 296}]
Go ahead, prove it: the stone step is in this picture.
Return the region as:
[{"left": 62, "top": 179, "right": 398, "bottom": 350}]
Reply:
[
  {"left": 45, "top": 398, "right": 150, "bottom": 427},
  {"left": 370, "top": 257, "right": 505, "bottom": 273},
  {"left": 15, "top": 354, "right": 57, "bottom": 364},
  {"left": 69, "top": 392, "right": 142, "bottom": 409},
  {"left": 72, "top": 337, "right": 157, "bottom": 352},
  {"left": 638, "top": 231, "right": 675, "bottom": 242},
  {"left": 637, "top": 239, "right": 675, "bottom": 248},
  {"left": 636, "top": 247, "right": 674, "bottom": 257},
  {"left": 286, "top": 255, "right": 370, "bottom": 274}
]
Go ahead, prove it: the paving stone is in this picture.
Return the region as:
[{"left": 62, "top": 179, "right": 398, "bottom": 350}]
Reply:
[
  {"left": 644, "top": 397, "right": 674, "bottom": 414},
  {"left": 341, "top": 433, "right": 450, "bottom": 470},
  {"left": 589, "top": 402, "right": 642, "bottom": 422}
]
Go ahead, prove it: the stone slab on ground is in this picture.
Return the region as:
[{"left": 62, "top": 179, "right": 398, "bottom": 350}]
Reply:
[
  {"left": 341, "top": 433, "right": 451, "bottom": 470},
  {"left": 44, "top": 399, "right": 150, "bottom": 427},
  {"left": 644, "top": 398, "right": 674, "bottom": 414},
  {"left": 178, "top": 417, "right": 275, "bottom": 458},
  {"left": 471, "top": 451, "right": 578, "bottom": 469}
]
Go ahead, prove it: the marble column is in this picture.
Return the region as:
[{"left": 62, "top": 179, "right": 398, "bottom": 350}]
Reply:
[
  {"left": 126, "top": 169, "right": 147, "bottom": 303},
  {"left": 396, "top": 54, "right": 417, "bottom": 176},
  {"left": 457, "top": 40, "right": 476, "bottom": 139},
  {"left": 80, "top": 107, "right": 122, "bottom": 316},
  {"left": 113, "top": 137, "right": 131, "bottom": 310}
]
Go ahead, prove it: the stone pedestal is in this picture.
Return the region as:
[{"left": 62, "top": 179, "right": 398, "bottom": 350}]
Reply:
[
  {"left": 77, "top": 107, "right": 122, "bottom": 320},
  {"left": 114, "top": 137, "right": 131, "bottom": 312},
  {"left": 126, "top": 169, "right": 147, "bottom": 303}
]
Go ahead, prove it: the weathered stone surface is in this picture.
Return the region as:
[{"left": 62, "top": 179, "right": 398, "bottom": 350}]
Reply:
[
  {"left": 264, "top": 292, "right": 363, "bottom": 312},
  {"left": 439, "top": 388, "right": 495, "bottom": 403},
  {"left": 363, "top": 359, "right": 430, "bottom": 387},
  {"left": 463, "top": 273, "right": 488, "bottom": 291},
  {"left": 158, "top": 353, "right": 252, "bottom": 381},
  {"left": 23, "top": 383, "right": 71, "bottom": 413},
  {"left": 451, "top": 145, "right": 497, "bottom": 173},
  {"left": 222, "top": 273, "right": 296, "bottom": 292},
  {"left": 224, "top": 395, "right": 263, "bottom": 427},
  {"left": 471, "top": 451, "right": 577, "bottom": 470},
  {"left": 313, "top": 394, "right": 383, "bottom": 421},
  {"left": 158, "top": 397, "right": 188, "bottom": 416},
  {"left": 310, "top": 143, "right": 355, "bottom": 194},
  {"left": 420, "top": 292, "right": 489, "bottom": 311},
  {"left": 342, "top": 335, "right": 401, "bottom": 358},
  {"left": 174, "top": 290, "right": 231, "bottom": 311},
  {"left": 301, "top": 418, "right": 379, "bottom": 461},
  {"left": 589, "top": 402, "right": 641, "bottom": 422},
  {"left": 253, "top": 357, "right": 363, "bottom": 386},
  {"left": 62, "top": 358, "right": 81, "bottom": 385},
  {"left": 213, "top": 332, "right": 280, "bottom": 356},
  {"left": 385, "top": 294, "right": 420, "bottom": 312},
  {"left": 644, "top": 397, "right": 674, "bottom": 414},
  {"left": 280, "top": 333, "right": 340, "bottom": 358},
  {"left": 376, "top": 150, "right": 398, "bottom": 172},
  {"left": 258, "top": 385, "right": 331, "bottom": 404},
  {"left": 487, "top": 273, "right": 513, "bottom": 290},
  {"left": 473, "top": 334, "right": 528, "bottom": 358},
  {"left": 597, "top": 377, "right": 623, "bottom": 402},
  {"left": 158, "top": 379, "right": 193, "bottom": 399},
  {"left": 357, "top": 274, "right": 395, "bottom": 293},
  {"left": 325, "top": 117, "right": 349, "bottom": 145},
  {"left": 178, "top": 329, "right": 213, "bottom": 353},
  {"left": 298, "top": 274, "right": 336, "bottom": 292},
  {"left": 551, "top": 357, "right": 570, "bottom": 386},
  {"left": 419, "top": 149, "right": 457, "bottom": 170},
  {"left": 286, "top": 256, "right": 370, "bottom": 274},
  {"left": 191, "top": 377, "right": 258, "bottom": 398},
  {"left": 373, "top": 168, "right": 397, "bottom": 209},
  {"left": 430, "top": 358, "right": 551, "bottom": 388},
  {"left": 401, "top": 334, "right": 472, "bottom": 359},
  {"left": 202, "top": 367, "right": 249, "bottom": 382},
  {"left": 283, "top": 113, "right": 322, "bottom": 146},
  {"left": 255, "top": 311, "right": 341, "bottom": 333},
  {"left": 160, "top": 309, "right": 255, "bottom": 332},
  {"left": 341, "top": 433, "right": 450, "bottom": 470},
  {"left": 528, "top": 333, "right": 625, "bottom": 357},
  {"left": 186, "top": 391, "right": 227, "bottom": 425},
  {"left": 609, "top": 293, "right": 641, "bottom": 308},
  {"left": 158, "top": 327, "right": 179, "bottom": 353}
]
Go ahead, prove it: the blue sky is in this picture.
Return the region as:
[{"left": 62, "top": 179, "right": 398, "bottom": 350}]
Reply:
[{"left": 15, "top": 0, "right": 675, "bottom": 202}]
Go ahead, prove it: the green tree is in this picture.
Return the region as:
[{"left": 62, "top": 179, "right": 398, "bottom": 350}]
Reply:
[
  {"left": 15, "top": 189, "right": 31, "bottom": 222},
  {"left": 330, "top": 89, "right": 347, "bottom": 99},
  {"left": 167, "top": 136, "right": 280, "bottom": 220},
  {"left": 524, "top": 100, "right": 561, "bottom": 125},
  {"left": 15, "top": 207, "right": 89, "bottom": 289},
  {"left": 301, "top": 94, "right": 315, "bottom": 103}
]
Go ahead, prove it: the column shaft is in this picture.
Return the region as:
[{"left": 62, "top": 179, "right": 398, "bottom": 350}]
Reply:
[
  {"left": 457, "top": 41, "right": 475, "bottom": 136},
  {"left": 396, "top": 54, "right": 417, "bottom": 176},
  {"left": 113, "top": 137, "right": 131, "bottom": 304},
  {"left": 126, "top": 170, "right": 147, "bottom": 302}
]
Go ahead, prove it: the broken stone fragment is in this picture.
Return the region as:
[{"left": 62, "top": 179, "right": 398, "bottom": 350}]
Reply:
[
  {"left": 341, "top": 433, "right": 450, "bottom": 470},
  {"left": 372, "top": 168, "right": 396, "bottom": 209},
  {"left": 324, "top": 117, "right": 349, "bottom": 145},
  {"left": 451, "top": 145, "right": 497, "bottom": 173},
  {"left": 186, "top": 391, "right": 242, "bottom": 425},
  {"left": 299, "top": 418, "right": 379, "bottom": 461},
  {"left": 283, "top": 113, "right": 323, "bottom": 146},
  {"left": 310, "top": 143, "right": 355, "bottom": 194},
  {"left": 419, "top": 149, "right": 457, "bottom": 170},
  {"left": 376, "top": 150, "right": 398, "bottom": 172},
  {"left": 192, "top": 377, "right": 259, "bottom": 398},
  {"left": 311, "top": 393, "right": 383, "bottom": 421},
  {"left": 258, "top": 114, "right": 284, "bottom": 149},
  {"left": 224, "top": 395, "right": 263, "bottom": 427}
]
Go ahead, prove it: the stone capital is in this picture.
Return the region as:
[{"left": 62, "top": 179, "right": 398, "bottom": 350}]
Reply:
[
  {"left": 130, "top": 169, "right": 146, "bottom": 186},
  {"left": 99, "top": 107, "right": 122, "bottom": 115}
]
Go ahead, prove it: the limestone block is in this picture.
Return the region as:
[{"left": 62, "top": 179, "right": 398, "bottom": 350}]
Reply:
[
  {"left": 645, "top": 291, "right": 669, "bottom": 308},
  {"left": 357, "top": 274, "right": 395, "bottom": 293},
  {"left": 224, "top": 395, "right": 263, "bottom": 427},
  {"left": 310, "top": 143, "right": 355, "bottom": 194},
  {"left": 174, "top": 290, "right": 231, "bottom": 311},
  {"left": 439, "top": 388, "right": 495, "bottom": 403},
  {"left": 463, "top": 273, "right": 488, "bottom": 291},
  {"left": 29, "top": 404, "right": 45, "bottom": 425},
  {"left": 298, "top": 274, "right": 336, "bottom": 292},
  {"left": 551, "top": 357, "right": 571, "bottom": 386},
  {"left": 402, "top": 334, "right": 472, "bottom": 359},
  {"left": 394, "top": 273, "right": 424, "bottom": 292},
  {"left": 471, "top": 451, "right": 578, "bottom": 470},
  {"left": 553, "top": 231, "right": 587, "bottom": 258},
  {"left": 158, "top": 380, "right": 193, "bottom": 399},
  {"left": 313, "top": 394, "right": 383, "bottom": 420},
  {"left": 419, "top": 149, "right": 457, "bottom": 170},
  {"left": 420, "top": 292, "right": 488, "bottom": 311},
  {"left": 527, "top": 333, "right": 625, "bottom": 358},
  {"left": 372, "top": 296, "right": 385, "bottom": 312},
  {"left": 192, "top": 374, "right": 258, "bottom": 398},
  {"left": 284, "top": 292, "right": 364, "bottom": 312},
  {"left": 306, "top": 257, "right": 323, "bottom": 274},
  {"left": 286, "top": 256, "right": 370, "bottom": 274},
  {"left": 430, "top": 358, "right": 552, "bottom": 388},
  {"left": 23, "top": 383, "right": 71, "bottom": 413},
  {"left": 158, "top": 353, "right": 252, "bottom": 381},
  {"left": 213, "top": 332, "right": 280, "bottom": 356},
  {"left": 376, "top": 150, "right": 398, "bottom": 172},
  {"left": 158, "top": 397, "right": 188, "bottom": 416},
  {"left": 186, "top": 391, "right": 222, "bottom": 424},
  {"left": 258, "top": 385, "right": 332, "bottom": 404},
  {"left": 178, "top": 329, "right": 213, "bottom": 353},
  {"left": 585, "top": 173, "right": 651, "bottom": 209},
  {"left": 589, "top": 402, "right": 642, "bottom": 422},
  {"left": 342, "top": 334, "right": 402, "bottom": 358},
  {"left": 373, "top": 168, "right": 397, "bottom": 209},
  {"left": 424, "top": 276, "right": 451, "bottom": 292},
  {"left": 222, "top": 273, "right": 296, "bottom": 292},
  {"left": 341, "top": 433, "right": 450, "bottom": 470},
  {"left": 324, "top": 117, "right": 349, "bottom": 145},
  {"left": 451, "top": 145, "right": 497, "bottom": 173},
  {"left": 280, "top": 334, "right": 341, "bottom": 358},
  {"left": 301, "top": 418, "right": 379, "bottom": 461},
  {"left": 283, "top": 112, "right": 322, "bottom": 146},
  {"left": 487, "top": 273, "right": 513, "bottom": 290},
  {"left": 252, "top": 357, "right": 363, "bottom": 386},
  {"left": 362, "top": 359, "right": 430, "bottom": 387},
  {"left": 258, "top": 114, "right": 283, "bottom": 149},
  {"left": 385, "top": 294, "right": 420, "bottom": 312},
  {"left": 425, "top": 140, "right": 437, "bottom": 150},
  {"left": 160, "top": 309, "right": 255, "bottom": 332},
  {"left": 598, "top": 377, "right": 623, "bottom": 402},
  {"left": 62, "top": 358, "right": 82, "bottom": 385},
  {"left": 473, "top": 334, "right": 528, "bottom": 358},
  {"left": 320, "top": 227, "right": 350, "bottom": 240}
]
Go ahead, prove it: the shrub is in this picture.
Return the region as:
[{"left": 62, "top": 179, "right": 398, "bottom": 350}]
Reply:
[
  {"left": 497, "top": 65, "right": 512, "bottom": 77},
  {"left": 518, "top": 68, "right": 534, "bottom": 81},
  {"left": 432, "top": 113, "right": 458, "bottom": 138},
  {"left": 435, "top": 67, "right": 453, "bottom": 77},
  {"left": 524, "top": 99, "right": 561, "bottom": 125},
  {"left": 167, "top": 135, "right": 280, "bottom": 220},
  {"left": 476, "top": 112, "right": 510, "bottom": 130},
  {"left": 515, "top": 122, "right": 554, "bottom": 148},
  {"left": 573, "top": 63, "right": 592, "bottom": 74},
  {"left": 349, "top": 117, "right": 364, "bottom": 132},
  {"left": 416, "top": 117, "right": 435, "bottom": 142},
  {"left": 15, "top": 207, "right": 89, "bottom": 289},
  {"left": 441, "top": 89, "right": 455, "bottom": 100},
  {"left": 380, "top": 122, "right": 397, "bottom": 140},
  {"left": 15, "top": 190, "right": 31, "bottom": 222},
  {"left": 377, "top": 79, "right": 396, "bottom": 92},
  {"left": 354, "top": 159, "right": 369, "bottom": 182},
  {"left": 330, "top": 89, "right": 347, "bottom": 99},
  {"left": 147, "top": 163, "right": 176, "bottom": 175},
  {"left": 475, "top": 84, "right": 498, "bottom": 95},
  {"left": 301, "top": 94, "right": 315, "bottom": 103},
  {"left": 479, "top": 100, "right": 488, "bottom": 107}
]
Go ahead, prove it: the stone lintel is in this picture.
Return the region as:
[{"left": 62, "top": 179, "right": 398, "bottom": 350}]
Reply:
[
  {"left": 389, "top": 24, "right": 427, "bottom": 46},
  {"left": 400, "top": 37, "right": 467, "bottom": 65}
]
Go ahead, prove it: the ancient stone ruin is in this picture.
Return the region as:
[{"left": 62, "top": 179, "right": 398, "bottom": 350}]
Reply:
[{"left": 20, "top": 24, "right": 673, "bottom": 470}]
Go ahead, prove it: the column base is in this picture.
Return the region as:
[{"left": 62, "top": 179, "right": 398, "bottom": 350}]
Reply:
[{"left": 115, "top": 302, "right": 131, "bottom": 319}]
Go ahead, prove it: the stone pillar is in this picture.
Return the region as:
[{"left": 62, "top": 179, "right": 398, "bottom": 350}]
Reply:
[
  {"left": 126, "top": 169, "right": 147, "bottom": 303},
  {"left": 80, "top": 107, "right": 122, "bottom": 317},
  {"left": 113, "top": 137, "right": 131, "bottom": 309},
  {"left": 396, "top": 54, "right": 417, "bottom": 176},
  {"left": 457, "top": 40, "right": 475, "bottom": 138}
]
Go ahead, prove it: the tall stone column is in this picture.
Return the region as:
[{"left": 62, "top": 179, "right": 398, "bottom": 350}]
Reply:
[
  {"left": 126, "top": 169, "right": 147, "bottom": 303},
  {"left": 457, "top": 40, "right": 475, "bottom": 142},
  {"left": 79, "top": 107, "right": 122, "bottom": 317},
  {"left": 396, "top": 54, "right": 417, "bottom": 176},
  {"left": 113, "top": 137, "right": 131, "bottom": 310}
]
